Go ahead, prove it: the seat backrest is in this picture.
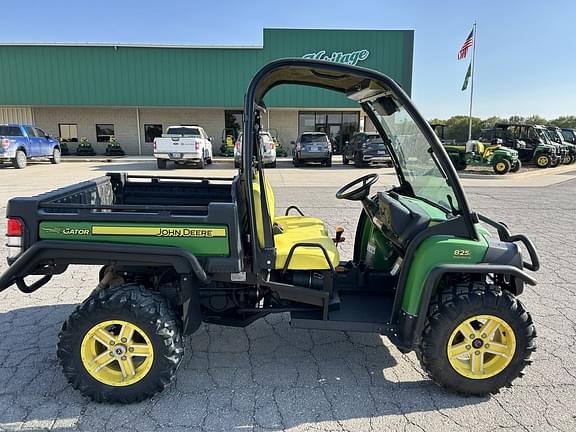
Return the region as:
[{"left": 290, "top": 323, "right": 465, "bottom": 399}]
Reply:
[
  {"left": 476, "top": 142, "right": 485, "bottom": 155},
  {"left": 252, "top": 173, "right": 276, "bottom": 248}
]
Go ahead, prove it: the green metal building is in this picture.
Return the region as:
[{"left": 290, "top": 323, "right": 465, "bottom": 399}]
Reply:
[{"left": 0, "top": 28, "right": 414, "bottom": 155}]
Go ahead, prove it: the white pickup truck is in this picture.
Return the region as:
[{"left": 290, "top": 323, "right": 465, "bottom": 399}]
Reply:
[{"left": 154, "top": 125, "right": 213, "bottom": 169}]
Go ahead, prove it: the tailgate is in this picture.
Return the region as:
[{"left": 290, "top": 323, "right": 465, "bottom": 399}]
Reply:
[{"left": 155, "top": 137, "right": 200, "bottom": 154}]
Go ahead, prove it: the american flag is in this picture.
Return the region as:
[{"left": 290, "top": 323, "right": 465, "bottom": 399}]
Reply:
[{"left": 458, "top": 28, "right": 474, "bottom": 60}]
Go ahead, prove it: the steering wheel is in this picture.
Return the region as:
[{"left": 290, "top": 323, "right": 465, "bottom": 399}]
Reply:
[{"left": 335, "top": 173, "right": 380, "bottom": 201}]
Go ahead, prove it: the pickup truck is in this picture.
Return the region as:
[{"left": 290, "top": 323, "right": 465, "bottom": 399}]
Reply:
[
  {"left": 0, "top": 124, "right": 61, "bottom": 168},
  {"left": 153, "top": 125, "right": 213, "bottom": 169},
  {"left": 0, "top": 59, "right": 540, "bottom": 404}
]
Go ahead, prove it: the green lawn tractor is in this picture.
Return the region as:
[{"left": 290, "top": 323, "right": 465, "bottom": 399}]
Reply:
[
  {"left": 444, "top": 140, "right": 520, "bottom": 174},
  {"left": 75, "top": 137, "right": 96, "bottom": 156},
  {"left": 220, "top": 128, "right": 237, "bottom": 156},
  {"left": 489, "top": 123, "right": 562, "bottom": 168},
  {"left": 0, "top": 59, "right": 540, "bottom": 403},
  {"left": 105, "top": 136, "right": 126, "bottom": 157}
]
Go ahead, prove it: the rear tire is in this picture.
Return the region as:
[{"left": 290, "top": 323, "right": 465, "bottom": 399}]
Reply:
[
  {"left": 325, "top": 157, "right": 332, "bottom": 167},
  {"left": 293, "top": 159, "right": 302, "bottom": 167},
  {"left": 51, "top": 147, "right": 62, "bottom": 164},
  {"left": 510, "top": 160, "right": 521, "bottom": 173},
  {"left": 156, "top": 159, "right": 167, "bottom": 170},
  {"left": 354, "top": 153, "right": 364, "bottom": 168},
  {"left": 342, "top": 154, "right": 349, "bottom": 165},
  {"left": 417, "top": 282, "right": 535, "bottom": 396},
  {"left": 550, "top": 157, "right": 560, "bottom": 168},
  {"left": 57, "top": 285, "right": 183, "bottom": 403},
  {"left": 13, "top": 150, "right": 27, "bottom": 169}
]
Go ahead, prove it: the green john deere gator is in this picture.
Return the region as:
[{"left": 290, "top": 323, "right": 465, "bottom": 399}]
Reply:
[
  {"left": 443, "top": 140, "right": 521, "bottom": 174},
  {"left": 0, "top": 59, "right": 540, "bottom": 403}
]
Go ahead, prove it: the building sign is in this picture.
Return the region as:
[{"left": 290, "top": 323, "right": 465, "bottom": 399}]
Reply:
[{"left": 302, "top": 49, "right": 370, "bottom": 66}]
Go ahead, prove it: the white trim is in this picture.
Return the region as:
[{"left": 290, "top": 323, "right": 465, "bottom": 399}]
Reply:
[{"left": 0, "top": 41, "right": 262, "bottom": 49}]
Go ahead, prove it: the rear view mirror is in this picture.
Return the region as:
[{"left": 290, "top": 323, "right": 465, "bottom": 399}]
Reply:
[{"left": 372, "top": 96, "right": 399, "bottom": 117}]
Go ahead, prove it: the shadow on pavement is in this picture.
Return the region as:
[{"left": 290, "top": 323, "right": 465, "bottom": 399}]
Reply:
[{"left": 0, "top": 303, "right": 485, "bottom": 430}]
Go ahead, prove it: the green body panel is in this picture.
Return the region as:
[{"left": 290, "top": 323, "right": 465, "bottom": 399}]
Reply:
[
  {"left": 397, "top": 196, "right": 448, "bottom": 220},
  {"left": 401, "top": 231, "right": 489, "bottom": 315},
  {"left": 0, "top": 29, "right": 413, "bottom": 108},
  {"left": 360, "top": 218, "right": 396, "bottom": 271},
  {"left": 39, "top": 221, "right": 230, "bottom": 256},
  {"left": 360, "top": 196, "right": 448, "bottom": 270}
]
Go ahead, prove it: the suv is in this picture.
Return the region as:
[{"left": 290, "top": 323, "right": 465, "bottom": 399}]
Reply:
[
  {"left": 343, "top": 132, "right": 392, "bottom": 167},
  {"left": 292, "top": 132, "right": 332, "bottom": 167},
  {"left": 234, "top": 131, "right": 276, "bottom": 168},
  {"left": 153, "top": 125, "right": 213, "bottom": 169}
]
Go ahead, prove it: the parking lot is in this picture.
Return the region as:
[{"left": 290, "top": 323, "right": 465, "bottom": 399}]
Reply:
[{"left": 1, "top": 159, "right": 576, "bottom": 431}]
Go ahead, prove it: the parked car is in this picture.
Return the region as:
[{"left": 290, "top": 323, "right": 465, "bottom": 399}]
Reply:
[
  {"left": 153, "top": 125, "right": 213, "bottom": 169},
  {"left": 0, "top": 124, "right": 61, "bottom": 169},
  {"left": 234, "top": 131, "right": 277, "bottom": 168},
  {"left": 343, "top": 132, "right": 393, "bottom": 167},
  {"left": 292, "top": 132, "right": 332, "bottom": 167}
]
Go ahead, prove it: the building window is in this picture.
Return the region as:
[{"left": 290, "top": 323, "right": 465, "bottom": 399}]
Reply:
[
  {"left": 59, "top": 124, "right": 78, "bottom": 142},
  {"left": 96, "top": 124, "right": 114, "bottom": 142},
  {"left": 144, "top": 124, "right": 163, "bottom": 142}
]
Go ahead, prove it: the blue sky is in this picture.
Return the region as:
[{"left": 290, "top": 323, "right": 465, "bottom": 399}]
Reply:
[{"left": 3, "top": 0, "right": 575, "bottom": 119}]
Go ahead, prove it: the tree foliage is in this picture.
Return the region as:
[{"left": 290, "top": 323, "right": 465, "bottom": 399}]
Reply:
[{"left": 429, "top": 115, "right": 576, "bottom": 142}]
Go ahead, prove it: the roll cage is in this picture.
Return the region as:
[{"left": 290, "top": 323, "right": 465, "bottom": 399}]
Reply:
[{"left": 241, "top": 58, "right": 478, "bottom": 273}]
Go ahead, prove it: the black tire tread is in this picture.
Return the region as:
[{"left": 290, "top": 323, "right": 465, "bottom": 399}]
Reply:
[
  {"left": 417, "top": 281, "right": 536, "bottom": 396},
  {"left": 57, "top": 284, "right": 183, "bottom": 404}
]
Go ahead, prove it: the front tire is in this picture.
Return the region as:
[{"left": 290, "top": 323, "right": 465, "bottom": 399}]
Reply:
[
  {"left": 342, "top": 154, "right": 349, "bottom": 165},
  {"left": 418, "top": 282, "right": 535, "bottom": 396},
  {"left": 535, "top": 154, "right": 551, "bottom": 168},
  {"left": 354, "top": 153, "right": 364, "bottom": 168},
  {"left": 325, "top": 157, "right": 332, "bottom": 167},
  {"left": 13, "top": 150, "right": 27, "bottom": 169},
  {"left": 57, "top": 285, "right": 183, "bottom": 404},
  {"left": 51, "top": 147, "right": 62, "bottom": 164},
  {"left": 493, "top": 159, "right": 511, "bottom": 175}
]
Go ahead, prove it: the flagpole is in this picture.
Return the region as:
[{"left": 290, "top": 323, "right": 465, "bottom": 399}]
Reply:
[{"left": 468, "top": 22, "right": 477, "bottom": 141}]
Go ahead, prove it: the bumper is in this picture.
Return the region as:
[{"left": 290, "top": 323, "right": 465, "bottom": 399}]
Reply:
[
  {"left": 363, "top": 155, "right": 392, "bottom": 165},
  {"left": 155, "top": 152, "right": 202, "bottom": 162},
  {"left": 295, "top": 151, "right": 331, "bottom": 162},
  {"left": 235, "top": 155, "right": 275, "bottom": 164},
  {"left": 0, "top": 150, "right": 16, "bottom": 161}
]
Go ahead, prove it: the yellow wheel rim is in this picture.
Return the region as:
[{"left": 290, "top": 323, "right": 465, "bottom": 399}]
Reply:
[
  {"left": 537, "top": 156, "right": 548, "bottom": 166},
  {"left": 447, "top": 315, "right": 516, "bottom": 380},
  {"left": 496, "top": 162, "right": 506, "bottom": 172},
  {"left": 80, "top": 320, "right": 154, "bottom": 387}
]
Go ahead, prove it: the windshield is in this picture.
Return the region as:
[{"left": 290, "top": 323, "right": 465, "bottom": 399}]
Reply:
[
  {"left": 535, "top": 128, "right": 552, "bottom": 144},
  {"left": 562, "top": 129, "right": 576, "bottom": 143},
  {"left": 372, "top": 106, "right": 458, "bottom": 212}
]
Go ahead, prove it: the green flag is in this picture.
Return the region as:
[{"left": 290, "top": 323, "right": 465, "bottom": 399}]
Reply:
[{"left": 461, "top": 63, "right": 472, "bottom": 91}]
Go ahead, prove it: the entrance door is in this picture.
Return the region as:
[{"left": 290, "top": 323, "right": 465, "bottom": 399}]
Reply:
[{"left": 327, "top": 125, "right": 341, "bottom": 151}]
